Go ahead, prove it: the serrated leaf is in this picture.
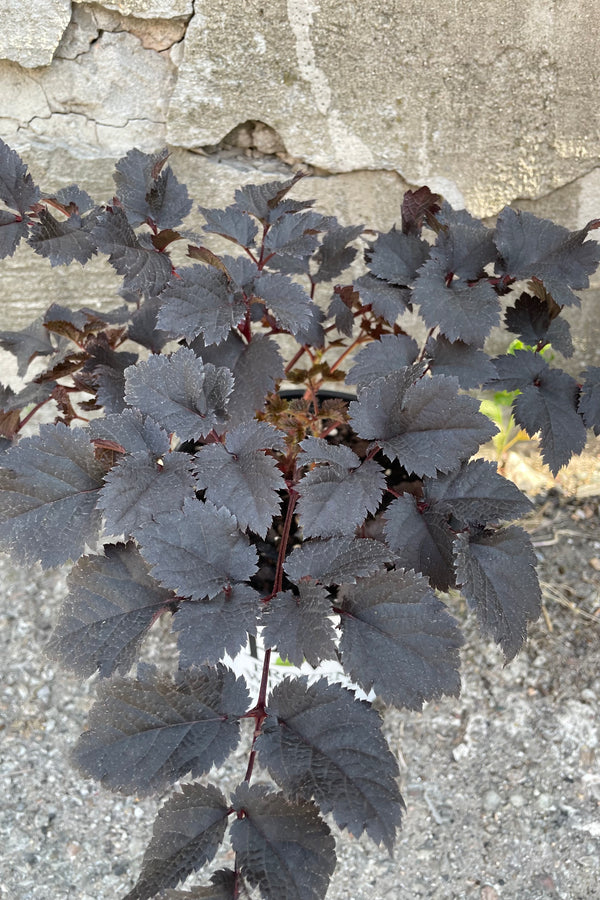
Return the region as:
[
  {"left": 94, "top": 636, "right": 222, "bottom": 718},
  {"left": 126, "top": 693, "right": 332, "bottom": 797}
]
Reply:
[
  {"left": 326, "top": 290, "right": 354, "bottom": 337},
  {"left": 264, "top": 211, "right": 325, "bottom": 259},
  {"left": 89, "top": 408, "right": 170, "bottom": 457},
  {"left": 339, "top": 569, "right": 464, "bottom": 709},
  {"left": 230, "top": 783, "right": 335, "bottom": 900},
  {"left": 504, "top": 293, "right": 573, "bottom": 357},
  {"left": 0, "top": 316, "right": 55, "bottom": 376},
  {"left": 27, "top": 208, "right": 97, "bottom": 266},
  {"left": 98, "top": 450, "right": 196, "bottom": 538},
  {"left": 124, "top": 347, "right": 233, "bottom": 441},
  {"left": 234, "top": 175, "right": 305, "bottom": 222},
  {"left": 92, "top": 207, "right": 172, "bottom": 296},
  {"left": 425, "top": 335, "right": 496, "bottom": 388},
  {"left": 158, "top": 265, "right": 246, "bottom": 345},
  {"left": 383, "top": 494, "right": 456, "bottom": 591},
  {"left": 285, "top": 536, "right": 393, "bottom": 585},
  {"left": 173, "top": 584, "right": 260, "bottom": 667},
  {"left": 412, "top": 258, "right": 500, "bottom": 347},
  {"left": 495, "top": 208, "right": 600, "bottom": 306},
  {"left": 346, "top": 334, "right": 420, "bottom": 389},
  {"left": 453, "top": 526, "right": 541, "bottom": 661},
  {"left": 0, "top": 423, "right": 104, "bottom": 567},
  {"left": 194, "top": 422, "right": 285, "bottom": 536},
  {"left": 0, "top": 138, "right": 40, "bottom": 213},
  {"left": 313, "top": 223, "right": 363, "bottom": 283},
  {"left": 579, "top": 366, "right": 600, "bottom": 435},
  {"left": 425, "top": 458, "right": 533, "bottom": 524},
  {"left": 0, "top": 210, "right": 28, "bottom": 258},
  {"left": 128, "top": 295, "right": 171, "bottom": 353},
  {"left": 123, "top": 783, "right": 230, "bottom": 900},
  {"left": 434, "top": 203, "right": 497, "bottom": 279},
  {"left": 46, "top": 542, "right": 173, "bottom": 678},
  {"left": 296, "top": 437, "right": 385, "bottom": 538},
  {"left": 401, "top": 186, "right": 441, "bottom": 235},
  {"left": 365, "top": 226, "right": 429, "bottom": 285},
  {"left": 50, "top": 184, "right": 94, "bottom": 214},
  {"left": 161, "top": 868, "right": 236, "bottom": 899},
  {"left": 114, "top": 148, "right": 192, "bottom": 229},
  {"left": 137, "top": 498, "right": 258, "bottom": 600},
  {"left": 354, "top": 273, "right": 412, "bottom": 323},
  {"left": 191, "top": 332, "right": 284, "bottom": 425},
  {"left": 349, "top": 372, "right": 497, "bottom": 476},
  {"left": 253, "top": 271, "right": 315, "bottom": 335},
  {"left": 257, "top": 677, "right": 403, "bottom": 851},
  {"left": 72, "top": 664, "right": 249, "bottom": 795},
  {"left": 199, "top": 204, "right": 259, "bottom": 248},
  {"left": 260, "top": 583, "right": 337, "bottom": 667}
]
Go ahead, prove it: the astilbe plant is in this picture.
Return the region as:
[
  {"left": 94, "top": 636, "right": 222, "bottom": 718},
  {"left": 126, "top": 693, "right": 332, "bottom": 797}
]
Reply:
[{"left": 0, "top": 136, "right": 599, "bottom": 899}]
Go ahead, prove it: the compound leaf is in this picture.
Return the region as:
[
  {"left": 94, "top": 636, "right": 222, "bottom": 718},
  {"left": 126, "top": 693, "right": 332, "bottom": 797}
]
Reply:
[
  {"left": 199, "top": 204, "right": 258, "bottom": 248},
  {"left": 264, "top": 211, "right": 325, "bottom": 259},
  {"left": 256, "top": 677, "right": 403, "bottom": 851},
  {"left": 504, "top": 293, "right": 573, "bottom": 358},
  {"left": 234, "top": 175, "right": 306, "bottom": 222},
  {"left": 0, "top": 423, "right": 104, "bottom": 567},
  {"left": 194, "top": 421, "right": 285, "bottom": 536},
  {"left": 124, "top": 347, "right": 233, "bottom": 441},
  {"left": 158, "top": 265, "right": 246, "bottom": 345},
  {"left": 173, "top": 584, "right": 260, "bottom": 667},
  {"left": 354, "top": 273, "right": 412, "bottom": 324},
  {"left": 46, "top": 542, "right": 173, "bottom": 679},
  {"left": 285, "top": 536, "right": 393, "bottom": 585},
  {"left": 495, "top": 208, "right": 600, "bottom": 307},
  {"left": 365, "top": 226, "right": 429, "bottom": 285},
  {"left": 338, "top": 569, "right": 464, "bottom": 709},
  {"left": 260, "top": 583, "right": 337, "bottom": 667},
  {"left": 89, "top": 408, "right": 170, "bottom": 457},
  {"left": 72, "top": 664, "right": 249, "bottom": 795},
  {"left": 434, "top": 203, "right": 497, "bottom": 279},
  {"left": 424, "top": 458, "right": 533, "bottom": 525},
  {"left": 27, "top": 208, "right": 97, "bottom": 266},
  {"left": 230, "top": 783, "right": 335, "bottom": 900},
  {"left": 346, "top": 334, "right": 420, "bottom": 389},
  {"left": 0, "top": 138, "right": 40, "bottom": 214},
  {"left": 579, "top": 365, "right": 600, "bottom": 435},
  {"left": 350, "top": 372, "right": 497, "bottom": 476},
  {"left": 137, "top": 498, "right": 258, "bottom": 601},
  {"left": 114, "top": 147, "right": 192, "bottom": 229},
  {"left": 92, "top": 206, "right": 172, "bottom": 296},
  {"left": 98, "top": 450, "right": 195, "bottom": 538},
  {"left": 123, "top": 783, "right": 230, "bottom": 900},
  {"left": 453, "top": 526, "right": 541, "bottom": 661},
  {"left": 313, "top": 223, "right": 363, "bottom": 283},
  {"left": 383, "top": 494, "right": 456, "bottom": 591},
  {"left": 253, "top": 271, "right": 315, "bottom": 336},
  {"left": 425, "top": 336, "right": 496, "bottom": 389}
]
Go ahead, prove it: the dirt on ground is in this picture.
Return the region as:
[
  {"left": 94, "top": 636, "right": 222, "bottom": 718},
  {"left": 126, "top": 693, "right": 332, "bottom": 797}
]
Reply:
[{"left": 0, "top": 441, "right": 599, "bottom": 900}]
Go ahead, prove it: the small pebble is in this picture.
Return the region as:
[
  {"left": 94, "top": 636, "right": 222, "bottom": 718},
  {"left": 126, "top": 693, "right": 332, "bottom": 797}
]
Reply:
[
  {"left": 509, "top": 792, "right": 526, "bottom": 809},
  {"left": 482, "top": 789, "right": 502, "bottom": 813}
]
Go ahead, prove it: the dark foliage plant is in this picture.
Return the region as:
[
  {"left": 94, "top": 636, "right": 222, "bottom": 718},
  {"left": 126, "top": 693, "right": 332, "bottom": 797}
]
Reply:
[{"left": 1, "top": 136, "right": 600, "bottom": 899}]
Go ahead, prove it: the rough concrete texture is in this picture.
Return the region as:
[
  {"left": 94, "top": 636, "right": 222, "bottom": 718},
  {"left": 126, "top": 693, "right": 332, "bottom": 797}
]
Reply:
[
  {"left": 0, "top": 0, "right": 71, "bottom": 68},
  {"left": 73, "top": 0, "right": 193, "bottom": 16}
]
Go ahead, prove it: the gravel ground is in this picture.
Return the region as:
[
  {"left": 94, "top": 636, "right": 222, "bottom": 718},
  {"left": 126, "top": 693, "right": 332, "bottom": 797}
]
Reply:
[{"left": 1, "top": 485, "right": 599, "bottom": 900}]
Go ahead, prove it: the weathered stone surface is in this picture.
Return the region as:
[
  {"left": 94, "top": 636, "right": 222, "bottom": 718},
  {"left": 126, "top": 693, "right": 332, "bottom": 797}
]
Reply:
[
  {"left": 21, "top": 31, "right": 177, "bottom": 157},
  {"left": 0, "top": 61, "right": 52, "bottom": 139},
  {"left": 73, "top": 0, "right": 192, "bottom": 17},
  {"left": 168, "top": 0, "right": 600, "bottom": 217},
  {"left": 0, "top": 0, "right": 70, "bottom": 68},
  {"left": 60, "top": 3, "right": 188, "bottom": 55}
]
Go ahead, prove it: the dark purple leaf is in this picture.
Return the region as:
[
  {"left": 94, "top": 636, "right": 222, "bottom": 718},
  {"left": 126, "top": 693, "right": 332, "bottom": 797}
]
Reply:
[
  {"left": 365, "top": 226, "right": 429, "bottom": 285},
  {"left": 161, "top": 869, "right": 236, "bottom": 899},
  {"left": 339, "top": 569, "right": 464, "bottom": 709},
  {"left": 72, "top": 664, "right": 249, "bottom": 795},
  {"left": 434, "top": 203, "right": 497, "bottom": 279},
  {"left": 199, "top": 204, "right": 258, "bottom": 248},
  {"left": 257, "top": 677, "right": 403, "bottom": 850},
  {"left": 579, "top": 366, "right": 600, "bottom": 435},
  {"left": 0, "top": 210, "right": 28, "bottom": 258},
  {"left": 230, "top": 783, "right": 335, "bottom": 900},
  {"left": 313, "top": 223, "right": 363, "bottom": 283},
  {"left": 504, "top": 293, "right": 573, "bottom": 357},
  {"left": 454, "top": 526, "right": 541, "bottom": 661},
  {"left": 158, "top": 265, "right": 246, "bottom": 345},
  {"left": 45, "top": 542, "right": 173, "bottom": 678},
  {"left": 173, "top": 583, "right": 260, "bottom": 667},
  {"left": 285, "top": 536, "right": 393, "bottom": 585},
  {"left": 137, "top": 498, "right": 258, "bottom": 600},
  {"left": 354, "top": 273, "right": 412, "bottom": 323},
  {"left": 89, "top": 409, "right": 169, "bottom": 457},
  {"left": 383, "top": 494, "right": 456, "bottom": 591},
  {"left": 114, "top": 147, "right": 192, "bottom": 229},
  {"left": 425, "top": 336, "right": 496, "bottom": 388},
  {"left": 0, "top": 138, "right": 40, "bottom": 213},
  {"left": 296, "top": 436, "right": 386, "bottom": 537},
  {"left": 412, "top": 258, "right": 500, "bottom": 347},
  {"left": 0, "top": 316, "right": 55, "bottom": 376},
  {"left": 50, "top": 184, "right": 94, "bottom": 214},
  {"left": 424, "top": 458, "right": 532, "bottom": 524},
  {"left": 234, "top": 175, "right": 306, "bottom": 222},
  {"left": 128, "top": 295, "right": 171, "bottom": 352},
  {"left": 194, "top": 421, "right": 285, "bottom": 536},
  {"left": 350, "top": 372, "right": 497, "bottom": 476},
  {"left": 495, "top": 208, "right": 600, "bottom": 307},
  {"left": 98, "top": 450, "right": 196, "bottom": 538},
  {"left": 27, "top": 208, "right": 97, "bottom": 266},
  {"left": 92, "top": 207, "right": 172, "bottom": 296},
  {"left": 123, "top": 783, "right": 230, "bottom": 900},
  {"left": 326, "top": 291, "right": 354, "bottom": 337},
  {"left": 264, "top": 211, "right": 326, "bottom": 259},
  {"left": 401, "top": 186, "right": 441, "bottom": 235},
  {"left": 346, "top": 334, "right": 420, "bottom": 389},
  {"left": 124, "top": 347, "right": 233, "bottom": 441},
  {"left": 0, "top": 423, "right": 104, "bottom": 568},
  {"left": 253, "top": 271, "right": 315, "bottom": 336},
  {"left": 260, "top": 583, "right": 337, "bottom": 667}
]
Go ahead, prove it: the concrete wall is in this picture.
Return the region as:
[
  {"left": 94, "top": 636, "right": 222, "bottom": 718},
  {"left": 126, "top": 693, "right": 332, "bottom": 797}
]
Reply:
[{"left": 1, "top": 0, "right": 600, "bottom": 369}]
